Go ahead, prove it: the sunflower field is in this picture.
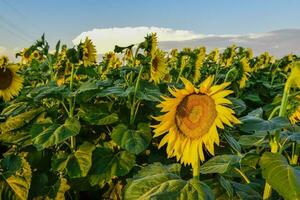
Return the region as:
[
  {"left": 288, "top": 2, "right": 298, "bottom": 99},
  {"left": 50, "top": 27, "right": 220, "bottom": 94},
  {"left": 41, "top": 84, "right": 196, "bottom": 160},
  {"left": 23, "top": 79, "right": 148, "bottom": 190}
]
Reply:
[{"left": 0, "top": 33, "right": 300, "bottom": 200}]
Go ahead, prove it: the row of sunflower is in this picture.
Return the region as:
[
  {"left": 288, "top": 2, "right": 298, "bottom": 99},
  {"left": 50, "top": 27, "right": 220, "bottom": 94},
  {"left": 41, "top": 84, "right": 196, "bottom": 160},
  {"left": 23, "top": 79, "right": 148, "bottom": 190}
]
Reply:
[{"left": 0, "top": 34, "right": 299, "bottom": 200}]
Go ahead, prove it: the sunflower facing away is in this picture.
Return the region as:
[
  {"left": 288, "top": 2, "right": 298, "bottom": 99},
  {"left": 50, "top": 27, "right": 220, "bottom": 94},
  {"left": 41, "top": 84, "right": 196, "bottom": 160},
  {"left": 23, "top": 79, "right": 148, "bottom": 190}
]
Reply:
[
  {"left": 238, "top": 57, "right": 251, "bottom": 88},
  {"left": 153, "top": 76, "right": 240, "bottom": 168},
  {"left": 150, "top": 49, "right": 167, "bottom": 84},
  {"left": 0, "top": 64, "right": 23, "bottom": 101},
  {"left": 80, "top": 38, "right": 97, "bottom": 67}
]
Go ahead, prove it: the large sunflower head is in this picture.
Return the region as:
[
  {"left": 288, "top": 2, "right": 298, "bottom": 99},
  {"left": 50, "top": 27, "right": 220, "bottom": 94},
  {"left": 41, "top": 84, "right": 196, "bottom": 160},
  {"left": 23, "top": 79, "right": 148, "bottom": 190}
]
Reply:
[
  {"left": 153, "top": 76, "right": 240, "bottom": 167},
  {"left": 0, "top": 64, "right": 23, "bottom": 101},
  {"left": 80, "top": 38, "right": 97, "bottom": 67},
  {"left": 150, "top": 49, "right": 167, "bottom": 84}
]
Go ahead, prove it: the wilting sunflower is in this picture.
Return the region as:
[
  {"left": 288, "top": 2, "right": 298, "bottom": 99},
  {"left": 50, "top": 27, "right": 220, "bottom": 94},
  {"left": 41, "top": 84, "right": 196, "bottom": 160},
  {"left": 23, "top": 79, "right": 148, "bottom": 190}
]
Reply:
[
  {"left": 150, "top": 49, "right": 167, "bottom": 84},
  {"left": 0, "top": 64, "right": 23, "bottom": 101},
  {"left": 153, "top": 76, "right": 240, "bottom": 168},
  {"left": 80, "top": 38, "right": 97, "bottom": 67},
  {"left": 238, "top": 57, "right": 251, "bottom": 88}
]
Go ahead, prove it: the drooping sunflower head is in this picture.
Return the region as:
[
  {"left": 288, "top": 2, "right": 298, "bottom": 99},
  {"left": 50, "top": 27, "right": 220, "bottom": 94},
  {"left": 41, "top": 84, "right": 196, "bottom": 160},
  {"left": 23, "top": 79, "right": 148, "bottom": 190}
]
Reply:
[
  {"left": 144, "top": 33, "right": 158, "bottom": 57},
  {"left": 0, "top": 64, "right": 23, "bottom": 101},
  {"left": 153, "top": 76, "right": 240, "bottom": 167},
  {"left": 0, "top": 56, "right": 9, "bottom": 67},
  {"left": 150, "top": 49, "right": 167, "bottom": 84},
  {"left": 207, "top": 48, "right": 219, "bottom": 63},
  {"left": 238, "top": 57, "right": 251, "bottom": 88},
  {"left": 221, "top": 45, "right": 236, "bottom": 67},
  {"left": 79, "top": 38, "right": 97, "bottom": 67}
]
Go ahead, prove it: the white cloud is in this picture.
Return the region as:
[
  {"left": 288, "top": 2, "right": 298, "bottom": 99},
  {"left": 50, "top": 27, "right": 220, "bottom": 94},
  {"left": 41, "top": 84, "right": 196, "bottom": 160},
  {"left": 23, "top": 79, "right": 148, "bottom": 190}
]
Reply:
[
  {"left": 72, "top": 26, "right": 205, "bottom": 54},
  {"left": 72, "top": 26, "right": 275, "bottom": 54},
  {"left": 0, "top": 46, "right": 20, "bottom": 61}
]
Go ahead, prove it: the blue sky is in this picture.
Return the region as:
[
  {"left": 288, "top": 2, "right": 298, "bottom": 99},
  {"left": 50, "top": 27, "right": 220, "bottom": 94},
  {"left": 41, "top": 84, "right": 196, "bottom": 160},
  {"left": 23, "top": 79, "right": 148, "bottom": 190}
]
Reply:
[{"left": 1, "top": 0, "right": 300, "bottom": 53}]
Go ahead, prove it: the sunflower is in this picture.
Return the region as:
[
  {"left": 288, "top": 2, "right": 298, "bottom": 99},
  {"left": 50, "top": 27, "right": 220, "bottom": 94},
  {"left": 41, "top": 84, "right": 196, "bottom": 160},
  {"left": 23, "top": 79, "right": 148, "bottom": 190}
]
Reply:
[
  {"left": 0, "top": 64, "right": 23, "bottom": 101},
  {"left": 286, "top": 62, "right": 300, "bottom": 88},
  {"left": 19, "top": 48, "right": 32, "bottom": 65},
  {"left": 153, "top": 76, "right": 240, "bottom": 168},
  {"left": 289, "top": 98, "right": 300, "bottom": 124},
  {"left": 150, "top": 49, "right": 167, "bottom": 84},
  {"left": 0, "top": 56, "right": 9, "bottom": 67},
  {"left": 80, "top": 38, "right": 97, "bottom": 67},
  {"left": 238, "top": 57, "right": 251, "bottom": 88},
  {"left": 194, "top": 47, "right": 206, "bottom": 83},
  {"left": 30, "top": 50, "right": 42, "bottom": 61}
]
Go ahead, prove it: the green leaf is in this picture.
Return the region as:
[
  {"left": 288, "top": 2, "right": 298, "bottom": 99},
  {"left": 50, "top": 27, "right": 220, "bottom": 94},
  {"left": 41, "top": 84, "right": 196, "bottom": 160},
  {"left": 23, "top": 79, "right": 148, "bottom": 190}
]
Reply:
[
  {"left": 79, "top": 104, "right": 118, "bottom": 125},
  {"left": 124, "top": 163, "right": 214, "bottom": 200},
  {"left": 89, "top": 148, "right": 135, "bottom": 187},
  {"left": 240, "top": 108, "right": 290, "bottom": 133},
  {"left": 136, "top": 80, "right": 162, "bottom": 102},
  {"left": 111, "top": 123, "right": 152, "bottom": 154},
  {"left": 46, "top": 178, "right": 70, "bottom": 200},
  {"left": 228, "top": 97, "right": 246, "bottom": 116},
  {"left": 114, "top": 44, "right": 134, "bottom": 53},
  {"left": 98, "top": 86, "right": 134, "bottom": 97},
  {"left": 0, "top": 131, "right": 32, "bottom": 147},
  {"left": 0, "top": 156, "right": 32, "bottom": 200},
  {"left": 238, "top": 132, "right": 268, "bottom": 147},
  {"left": 0, "top": 108, "right": 43, "bottom": 133},
  {"left": 200, "top": 155, "right": 240, "bottom": 174},
  {"left": 260, "top": 152, "right": 300, "bottom": 200},
  {"left": 29, "top": 83, "right": 68, "bottom": 102},
  {"left": 66, "top": 142, "right": 95, "bottom": 178},
  {"left": 31, "top": 118, "right": 81, "bottom": 150}
]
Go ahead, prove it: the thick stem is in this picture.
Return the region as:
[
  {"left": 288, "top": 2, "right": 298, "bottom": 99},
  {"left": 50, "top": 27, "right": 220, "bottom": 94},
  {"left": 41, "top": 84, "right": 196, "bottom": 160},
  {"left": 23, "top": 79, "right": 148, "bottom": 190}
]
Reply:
[
  {"left": 192, "top": 160, "right": 200, "bottom": 180},
  {"left": 279, "top": 83, "right": 290, "bottom": 117},
  {"left": 130, "top": 65, "right": 144, "bottom": 125},
  {"left": 263, "top": 183, "right": 272, "bottom": 200}
]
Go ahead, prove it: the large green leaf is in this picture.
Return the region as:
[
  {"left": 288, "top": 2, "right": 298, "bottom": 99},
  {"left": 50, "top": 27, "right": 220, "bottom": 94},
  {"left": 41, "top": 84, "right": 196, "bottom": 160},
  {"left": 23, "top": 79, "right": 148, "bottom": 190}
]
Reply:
[
  {"left": 0, "top": 156, "right": 32, "bottom": 200},
  {"left": 124, "top": 163, "right": 214, "bottom": 200},
  {"left": 45, "top": 178, "right": 70, "bottom": 200},
  {"left": 0, "top": 131, "right": 32, "bottom": 147},
  {"left": 200, "top": 155, "right": 240, "bottom": 174},
  {"left": 240, "top": 108, "right": 290, "bottom": 133},
  {"left": 0, "top": 108, "right": 43, "bottom": 133},
  {"left": 79, "top": 104, "right": 118, "bottom": 125},
  {"left": 89, "top": 148, "right": 136, "bottom": 187},
  {"left": 31, "top": 118, "right": 81, "bottom": 150},
  {"left": 260, "top": 152, "right": 300, "bottom": 200},
  {"left": 66, "top": 142, "right": 95, "bottom": 178},
  {"left": 111, "top": 123, "right": 152, "bottom": 154},
  {"left": 31, "top": 84, "right": 68, "bottom": 102}
]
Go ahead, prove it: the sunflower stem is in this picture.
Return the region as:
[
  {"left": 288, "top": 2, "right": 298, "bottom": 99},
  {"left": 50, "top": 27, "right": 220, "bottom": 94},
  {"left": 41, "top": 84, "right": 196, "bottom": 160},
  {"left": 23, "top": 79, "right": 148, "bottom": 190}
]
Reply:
[
  {"left": 279, "top": 81, "right": 290, "bottom": 117},
  {"left": 192, "top": 161, "right": 200, "bottom": 180},
  {"left": 130, "top": 65, "right": 144, "bottom": 125},
  {"left": 69, "top": 64, "right": 76, "bottom": 150}
]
